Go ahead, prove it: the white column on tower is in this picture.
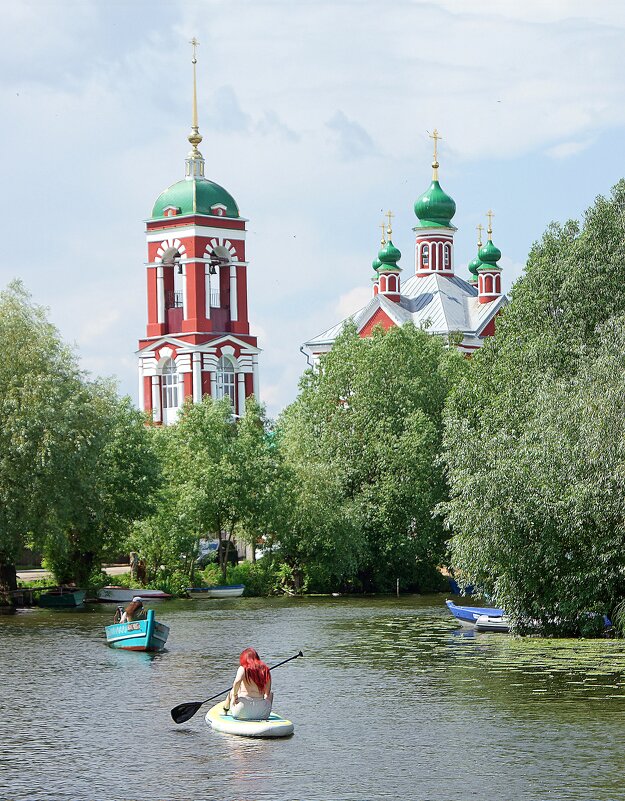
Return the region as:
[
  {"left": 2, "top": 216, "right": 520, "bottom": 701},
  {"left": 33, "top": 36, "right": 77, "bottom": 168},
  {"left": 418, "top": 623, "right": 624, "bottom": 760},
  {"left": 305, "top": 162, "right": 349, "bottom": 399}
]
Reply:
[
  {"left": 157, "top": 266, "right": 165, "bottom": 324},
  {"left": 182, "top": 264, "right": 188, "bottom": 320},
  {"left": 230, "top": 263, "right": 238, "bottom": 321},
  {"left": 204, "top": 264, "right": 211, "bottom": 319},
  {"left": 151, "top": 376, "right": 161, "bottom": 422},
  {"left": 252, "top": 355, "right": 259, "bottom": 398},
  {"left": 210, "top": 370, "right": 217, "bottom": 398},
  {"left": 192, "top": 352, "right": 202, "bottom": 403},
  {"left": 138, "top": 361, "right": 144, "bottom": 409},
  {"left": 237, "top": 372, "right": 245, "bottom": 417}
]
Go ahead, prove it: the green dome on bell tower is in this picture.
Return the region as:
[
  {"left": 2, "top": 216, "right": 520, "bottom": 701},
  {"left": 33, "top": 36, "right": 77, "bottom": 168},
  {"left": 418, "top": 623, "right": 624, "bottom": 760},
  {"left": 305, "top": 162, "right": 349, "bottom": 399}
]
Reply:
[
  {"left": 414, "top": 129, "right": 457, "bottom": 230},
  {"left": 478, "top": 211, "right": 502, "bottom": 271}
]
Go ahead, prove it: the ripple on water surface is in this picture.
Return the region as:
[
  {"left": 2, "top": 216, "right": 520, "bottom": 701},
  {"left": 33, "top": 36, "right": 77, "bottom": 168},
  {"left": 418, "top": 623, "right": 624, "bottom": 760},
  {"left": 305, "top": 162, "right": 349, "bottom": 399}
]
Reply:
[{"left": 1, "top": 596, "right": 625, "bottom": 801}]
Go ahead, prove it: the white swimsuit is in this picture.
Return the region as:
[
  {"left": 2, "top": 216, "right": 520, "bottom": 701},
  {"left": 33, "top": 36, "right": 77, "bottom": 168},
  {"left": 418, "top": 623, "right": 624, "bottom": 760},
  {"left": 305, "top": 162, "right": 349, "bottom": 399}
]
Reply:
[{"left": 230, "top": 693, "right": 273, "bottom": 720}]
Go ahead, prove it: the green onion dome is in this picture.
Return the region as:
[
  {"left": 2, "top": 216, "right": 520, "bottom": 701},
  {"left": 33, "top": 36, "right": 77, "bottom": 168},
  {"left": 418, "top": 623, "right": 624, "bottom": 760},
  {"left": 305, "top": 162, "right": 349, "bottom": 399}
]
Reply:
[
  {"left": 478, "top": 238, "right": 502, "bottom": 269},
  {"left": 152, "top": 178, "right": 239, "bottom": 219},
  {"left": 414, "top": 180, "right": 456, "bottom": 228},
  {"left": 468, "top": 253, "right": 483, "bottom": 280},
  {"left": 377, "top": 239, "right": 402, "bottom": 271}
]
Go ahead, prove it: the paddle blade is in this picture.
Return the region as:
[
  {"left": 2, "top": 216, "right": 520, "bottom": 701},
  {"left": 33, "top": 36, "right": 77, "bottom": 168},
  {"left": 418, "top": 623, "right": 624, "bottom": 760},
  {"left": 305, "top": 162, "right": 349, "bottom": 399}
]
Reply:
[{"left": 171, "top": 701, "right": 203, "bottom": 724}]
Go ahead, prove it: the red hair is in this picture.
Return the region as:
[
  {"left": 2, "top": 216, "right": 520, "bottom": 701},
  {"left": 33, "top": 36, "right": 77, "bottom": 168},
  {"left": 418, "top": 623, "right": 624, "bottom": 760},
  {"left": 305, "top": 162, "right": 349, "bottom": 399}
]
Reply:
[{"left": 240, "top": 647, "right": 270, "bottom": 692}]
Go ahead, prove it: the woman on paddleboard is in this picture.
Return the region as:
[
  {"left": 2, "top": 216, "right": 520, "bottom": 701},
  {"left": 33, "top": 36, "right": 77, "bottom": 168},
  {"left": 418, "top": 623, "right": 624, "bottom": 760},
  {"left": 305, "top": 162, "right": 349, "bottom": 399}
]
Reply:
[{"left": 223, "top": 648, "right": 273, "bottom": 720}]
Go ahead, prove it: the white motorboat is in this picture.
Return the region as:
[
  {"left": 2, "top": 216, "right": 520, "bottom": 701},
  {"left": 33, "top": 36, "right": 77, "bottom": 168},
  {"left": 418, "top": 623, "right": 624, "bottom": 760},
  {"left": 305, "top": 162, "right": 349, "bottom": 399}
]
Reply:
[
  {"left": 97, "top": 585, "right": 173, "bottom": 603},
  {"left": 186, "top": 584, "right": 245, "bottom": 599}
]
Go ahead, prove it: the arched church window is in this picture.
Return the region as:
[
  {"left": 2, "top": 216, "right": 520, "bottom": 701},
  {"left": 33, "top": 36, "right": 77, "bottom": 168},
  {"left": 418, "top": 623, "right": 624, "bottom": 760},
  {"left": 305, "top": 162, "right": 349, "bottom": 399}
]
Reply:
[
  {"left": 444, "top": 244, "right": 450, "bottom": 268},
  {"left": 216, "top": 356, "right": 236, "bottom": 406},
  {"left": 162, "top": 358, "right": 179, "bottom": 409},
  {"left": 422, "top": 244, "right": 429, "bottom": 267}
]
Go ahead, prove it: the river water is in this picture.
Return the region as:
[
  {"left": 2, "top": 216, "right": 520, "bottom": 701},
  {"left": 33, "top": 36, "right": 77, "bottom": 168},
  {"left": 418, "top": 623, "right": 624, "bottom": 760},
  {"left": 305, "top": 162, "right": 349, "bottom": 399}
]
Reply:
[{"left": 1, "top": 595, "right": 625, "bottom": 801}]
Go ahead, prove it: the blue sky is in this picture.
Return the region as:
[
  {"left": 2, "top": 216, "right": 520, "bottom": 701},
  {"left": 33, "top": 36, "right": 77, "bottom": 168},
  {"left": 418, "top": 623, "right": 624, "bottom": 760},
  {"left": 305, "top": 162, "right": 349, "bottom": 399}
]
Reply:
[{"left": 2, "top": 0, "right": 625, "bottom": 416}]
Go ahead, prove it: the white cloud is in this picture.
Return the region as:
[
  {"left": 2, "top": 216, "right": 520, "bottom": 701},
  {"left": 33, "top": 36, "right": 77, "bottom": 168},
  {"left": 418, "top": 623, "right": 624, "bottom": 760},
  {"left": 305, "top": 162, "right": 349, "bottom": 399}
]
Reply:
[
  {"left": 2, "top": 0, "right": 625, "bottom": 418},
  {"left": 546, "top": 140, "right": 591, "bottom": 159},
  {"left": 336, "top": 285, "right": 371, "bottom": 318}
]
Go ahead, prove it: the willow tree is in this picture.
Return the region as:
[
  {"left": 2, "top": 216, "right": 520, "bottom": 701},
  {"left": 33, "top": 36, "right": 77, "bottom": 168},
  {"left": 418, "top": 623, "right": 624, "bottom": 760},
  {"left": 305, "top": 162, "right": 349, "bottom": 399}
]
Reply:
[
  {"left": 0, "top": 282, "right": 87, "bottom": 594},
  {"left": 443, "top": 180, "right": 625, "bottom": 634}
]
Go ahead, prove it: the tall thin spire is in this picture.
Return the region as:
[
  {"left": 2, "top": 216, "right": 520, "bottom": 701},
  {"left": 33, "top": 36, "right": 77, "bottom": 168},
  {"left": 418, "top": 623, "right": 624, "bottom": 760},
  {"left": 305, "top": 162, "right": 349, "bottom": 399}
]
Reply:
[
  {"left": 428, "top": 128, "right": 441, "bottom": 180},
  {"left": 385, "top": 209, "right": 395, "bottom": 239},
  {"left": 486, "top": 209, "right": 495, "bottom": 238},
  {"left": 185, "top": 37, "right": 205, "bottom": 180},
  {"left": 476, "top": 223, "right": 483, "bottom": 248}
]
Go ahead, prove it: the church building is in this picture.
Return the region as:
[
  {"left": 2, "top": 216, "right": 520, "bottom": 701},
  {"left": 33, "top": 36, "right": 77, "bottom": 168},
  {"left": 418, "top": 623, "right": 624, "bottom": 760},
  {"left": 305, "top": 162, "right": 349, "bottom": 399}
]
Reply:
[
  {"left": 137, "top": 42, "right": 260, "bottom": 425},
  {"left": 303, "top": 131, "right": 506, "bottom": 362}
]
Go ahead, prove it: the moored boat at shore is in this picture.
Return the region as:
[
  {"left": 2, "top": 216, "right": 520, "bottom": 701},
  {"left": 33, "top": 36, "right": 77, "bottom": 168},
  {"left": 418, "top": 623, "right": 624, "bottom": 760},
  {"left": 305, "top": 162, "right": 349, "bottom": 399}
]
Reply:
[
  {"left": 445, "top": 599, "right": 506, "bottom": 627},
  {"left": 186, "top": 584, "right": 245, "bottom": 599},
  {"left": 97, "top": 586, "right": 172, "bottom": 603},
  {"left": 38, "top": 588, "right": 86, "bottom": 609},
  {"left": 205, "top": 702, "right": 294, "bottom": 738},
  {"left": 105, "top": 609, "right": 169, "bottom": 651}
]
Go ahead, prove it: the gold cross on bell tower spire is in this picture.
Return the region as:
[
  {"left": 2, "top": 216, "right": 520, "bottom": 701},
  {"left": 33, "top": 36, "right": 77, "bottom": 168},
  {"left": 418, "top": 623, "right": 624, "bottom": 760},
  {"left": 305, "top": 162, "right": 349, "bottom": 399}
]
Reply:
[
  {"left": 185, "top": 36, "right": 205, "bottom": 178},
  {"left": 188, "top": 37, "right": 202, "bottom": 149},
  {"left": 427, "top": 128, "right": 442, "bottom": 180},
  {"left": 476, "top": 223, "right": 483, "bottom": 247},
  {"left": 379, "top": 219, "right": 387, "bottom": 245},
  {"left": 486, "top": 209, "right": 495, "bottom": 237},
  {"left": 385, "top": 209, "right": 394, "bottom": 238}
]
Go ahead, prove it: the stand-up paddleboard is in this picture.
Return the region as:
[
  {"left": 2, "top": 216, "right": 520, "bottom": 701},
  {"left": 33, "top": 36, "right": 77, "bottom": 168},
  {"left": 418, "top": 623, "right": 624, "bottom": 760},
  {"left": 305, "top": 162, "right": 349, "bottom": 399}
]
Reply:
[{"left": 205, "top": 702, "right": 294, "bottom": 738}]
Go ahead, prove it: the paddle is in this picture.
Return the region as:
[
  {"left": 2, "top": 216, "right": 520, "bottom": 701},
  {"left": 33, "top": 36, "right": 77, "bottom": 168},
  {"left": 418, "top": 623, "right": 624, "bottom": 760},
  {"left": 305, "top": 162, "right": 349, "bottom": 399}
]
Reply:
[{"left": 170, "top": 650, "right": 304, "bottom": 724}]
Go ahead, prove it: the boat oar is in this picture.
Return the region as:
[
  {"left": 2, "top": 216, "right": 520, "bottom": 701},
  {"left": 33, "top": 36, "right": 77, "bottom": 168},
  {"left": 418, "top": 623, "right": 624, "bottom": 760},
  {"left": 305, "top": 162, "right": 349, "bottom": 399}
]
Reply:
[{"left": 170, "top": 650, "right": 304, "bottom": 724}]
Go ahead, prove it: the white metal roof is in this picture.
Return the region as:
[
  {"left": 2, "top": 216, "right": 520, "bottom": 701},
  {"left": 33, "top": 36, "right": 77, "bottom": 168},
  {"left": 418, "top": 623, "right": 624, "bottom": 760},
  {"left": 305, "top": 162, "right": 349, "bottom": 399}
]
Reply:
[{"left": 304, "top": 272, "right": 506, "bottom": 352}]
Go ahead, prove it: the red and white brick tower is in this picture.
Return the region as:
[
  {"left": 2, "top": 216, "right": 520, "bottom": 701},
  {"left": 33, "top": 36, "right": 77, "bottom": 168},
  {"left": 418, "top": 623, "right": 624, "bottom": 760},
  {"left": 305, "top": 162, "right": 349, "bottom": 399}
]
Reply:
[{"left": 137, "top": 40, "right": 260, "bottom": 424}]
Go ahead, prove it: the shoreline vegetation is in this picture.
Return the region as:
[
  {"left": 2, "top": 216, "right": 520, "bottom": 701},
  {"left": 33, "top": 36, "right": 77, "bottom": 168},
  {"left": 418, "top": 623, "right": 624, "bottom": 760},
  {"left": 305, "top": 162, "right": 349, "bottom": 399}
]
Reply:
[{"left": 4, "top": 183, "right": 625, "bottom": 637}]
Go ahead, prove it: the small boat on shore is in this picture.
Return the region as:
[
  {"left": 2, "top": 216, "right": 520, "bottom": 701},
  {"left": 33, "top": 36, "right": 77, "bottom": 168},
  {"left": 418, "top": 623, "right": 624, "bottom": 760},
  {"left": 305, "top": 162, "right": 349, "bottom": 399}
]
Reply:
[
  {"left": 38, "top": 588, "right": 86, "bottom": 609},
  {"left": 205, "top": 702, "right": 294, "bottom": 738},
  {"left": 446, "top": 599, "right": 506, "bottom": 627},
  {"left": 104, "top": 609, "right": 169, "bottom": 651},
  {"left": 97, "top": 586, "right": 172, "bottom": 603},
  {"left": 186, "top": 584, "right": 245, "bottom": 599}
]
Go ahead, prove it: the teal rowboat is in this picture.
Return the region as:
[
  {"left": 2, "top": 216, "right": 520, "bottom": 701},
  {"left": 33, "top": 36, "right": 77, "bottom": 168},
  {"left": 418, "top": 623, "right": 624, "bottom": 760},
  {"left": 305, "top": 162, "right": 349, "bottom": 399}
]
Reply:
[
  {"left": 38, "top": 589, "right": 86, "bottom": 609},
  {"left": 105, "top": 609, "right": 169, "bottom": 651}
]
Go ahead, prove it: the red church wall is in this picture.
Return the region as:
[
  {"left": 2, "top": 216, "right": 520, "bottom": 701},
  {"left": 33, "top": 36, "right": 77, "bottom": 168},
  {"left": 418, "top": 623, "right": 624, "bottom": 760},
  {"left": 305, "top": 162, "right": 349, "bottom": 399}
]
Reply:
[
  {"left": 144, "top": 377, "right": 153, "bottom": 412},
  {"left": 183, "top": 372, "right": 193, "bottom": 399},
  {"left": 480, "top": 317, "right": 497, "bottom": 337},
  {"left": 359, "top": 307, "right": 396, "bottom": 337}
]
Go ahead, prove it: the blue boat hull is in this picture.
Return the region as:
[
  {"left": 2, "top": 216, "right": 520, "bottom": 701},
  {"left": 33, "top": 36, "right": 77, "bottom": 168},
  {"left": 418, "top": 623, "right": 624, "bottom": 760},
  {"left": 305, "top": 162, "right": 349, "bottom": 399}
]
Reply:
[
  {"left": 105, "top": 609, "right": 169, "bottom": 651},
  {"left": 446, "top": 599, "right": 505, "bottom": 625}
]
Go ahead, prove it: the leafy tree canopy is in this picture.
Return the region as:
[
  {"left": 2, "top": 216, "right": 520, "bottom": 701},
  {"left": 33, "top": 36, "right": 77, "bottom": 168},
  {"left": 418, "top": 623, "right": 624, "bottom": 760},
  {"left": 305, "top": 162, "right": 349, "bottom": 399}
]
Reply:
[{"left": 443, "top": 181, "right": 625, "bottom": 634}]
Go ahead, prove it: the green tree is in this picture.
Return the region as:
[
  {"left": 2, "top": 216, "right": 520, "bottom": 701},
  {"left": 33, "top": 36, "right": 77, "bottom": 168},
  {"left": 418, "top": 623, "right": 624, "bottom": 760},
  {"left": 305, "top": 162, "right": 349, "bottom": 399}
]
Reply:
[
  {"left": 443, "top": 181, "right": 625, "bottom": 634},
  {"left": 42, "top": 386, "right": 160, "bottom": 588},
  {"left": 0, "top": 282, "right": 87, "bottom": 597},
  {"left": 279, "top": 322, "right": 464, "bottom": 591},
  {"left": 153, "top": 396, "right": 281, "bottom": 582}
]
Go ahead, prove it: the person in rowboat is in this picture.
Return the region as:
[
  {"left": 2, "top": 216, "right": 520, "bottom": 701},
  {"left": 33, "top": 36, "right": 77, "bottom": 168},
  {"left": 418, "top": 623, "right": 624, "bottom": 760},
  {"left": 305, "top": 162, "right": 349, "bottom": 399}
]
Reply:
[
  {"left": 222, "top": 648, "right": 273, "bottom": 720},
  {"left": 117, "top": 597, "right": 146, "bottom": 623}
]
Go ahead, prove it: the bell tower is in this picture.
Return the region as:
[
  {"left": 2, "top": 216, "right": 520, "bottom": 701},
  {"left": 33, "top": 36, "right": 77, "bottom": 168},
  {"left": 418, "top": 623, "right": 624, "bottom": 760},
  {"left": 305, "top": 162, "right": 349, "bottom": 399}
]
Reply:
[{"left": 137, "top": 39, "right": 260, "bottom": 425}]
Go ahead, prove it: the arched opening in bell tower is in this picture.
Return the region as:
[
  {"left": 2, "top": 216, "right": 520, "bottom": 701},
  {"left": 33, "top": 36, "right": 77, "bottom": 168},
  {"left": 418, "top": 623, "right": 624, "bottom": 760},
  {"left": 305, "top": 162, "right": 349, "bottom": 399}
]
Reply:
[{"left": 161, "top": 246, "right": 185, "bottom": 330}]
